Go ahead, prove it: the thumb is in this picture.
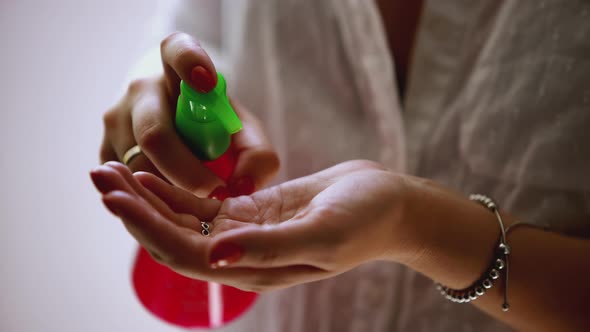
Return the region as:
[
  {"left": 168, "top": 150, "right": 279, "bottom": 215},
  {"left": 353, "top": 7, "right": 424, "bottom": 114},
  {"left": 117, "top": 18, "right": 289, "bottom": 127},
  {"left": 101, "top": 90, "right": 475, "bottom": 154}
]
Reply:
[
  {"left": 160, "top": 32, "right": 218, "bottom": 97},
  {"left": 207, "top": 221, "right": 328, "bottom": 270}
]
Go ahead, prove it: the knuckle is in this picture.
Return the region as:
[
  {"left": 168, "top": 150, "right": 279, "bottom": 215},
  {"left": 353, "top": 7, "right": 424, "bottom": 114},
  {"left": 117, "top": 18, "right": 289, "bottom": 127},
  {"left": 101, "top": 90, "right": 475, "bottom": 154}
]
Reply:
[
  {"left": 137, "top": 121, "right": 168, "bottom": 153},
  {"left": 102, "top": 108, "right": 119, "bottom": 129},
  {"left": 127, "top": 78, "right": 148, "bottom": 95}
]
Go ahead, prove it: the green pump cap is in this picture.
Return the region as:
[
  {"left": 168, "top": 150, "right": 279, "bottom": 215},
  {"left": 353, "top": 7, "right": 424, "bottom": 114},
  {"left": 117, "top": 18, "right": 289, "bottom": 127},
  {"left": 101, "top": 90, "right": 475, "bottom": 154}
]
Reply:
[{"left": 175, "top": 73, "right": 242, "bottom": 161}]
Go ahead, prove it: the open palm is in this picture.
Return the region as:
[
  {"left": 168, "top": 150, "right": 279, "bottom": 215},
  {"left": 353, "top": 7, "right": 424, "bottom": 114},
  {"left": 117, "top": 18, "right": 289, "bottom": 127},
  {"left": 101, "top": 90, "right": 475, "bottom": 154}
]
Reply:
[{"left": 90, "top": 160, "right": 404, "bottom": 292}]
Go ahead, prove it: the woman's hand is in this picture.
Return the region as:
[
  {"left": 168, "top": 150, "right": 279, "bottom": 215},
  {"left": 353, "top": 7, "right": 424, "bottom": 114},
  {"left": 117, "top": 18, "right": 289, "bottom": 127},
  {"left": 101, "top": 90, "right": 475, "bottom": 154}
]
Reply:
[
  {"left": 91, "top": 159, "right": 590, "bottom": 331},
  {"left": 100, "top": 32, "right": 279, "bottom": 196},
  {"left": 90, "top": 160, "right": 413, "bottom": 292}
]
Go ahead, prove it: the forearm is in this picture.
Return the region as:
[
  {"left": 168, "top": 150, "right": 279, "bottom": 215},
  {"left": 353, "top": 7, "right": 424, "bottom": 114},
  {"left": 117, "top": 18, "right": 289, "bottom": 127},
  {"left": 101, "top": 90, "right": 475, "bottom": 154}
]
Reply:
[{"left": 395, "top": 176, "right": 590, "bottom": 331}]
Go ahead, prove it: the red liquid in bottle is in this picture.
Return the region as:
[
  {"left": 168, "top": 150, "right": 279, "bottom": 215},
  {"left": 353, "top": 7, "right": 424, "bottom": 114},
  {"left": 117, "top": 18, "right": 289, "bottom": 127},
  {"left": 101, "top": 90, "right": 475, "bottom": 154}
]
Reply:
[{"left": 131, "top": 144, "right": 258, "bottom": 328}]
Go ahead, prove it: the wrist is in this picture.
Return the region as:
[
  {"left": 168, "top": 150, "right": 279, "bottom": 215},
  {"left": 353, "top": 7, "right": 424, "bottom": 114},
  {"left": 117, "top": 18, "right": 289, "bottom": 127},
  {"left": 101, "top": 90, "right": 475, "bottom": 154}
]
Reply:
[
  {"left": 388, "top": 176, "right": 502, "bottom": 289},
  {"left": 379, "top": 174, "right": 425, "bottom": 265},
  {"left": 383, "top": 175, "right": 432, "bottom": 266}
]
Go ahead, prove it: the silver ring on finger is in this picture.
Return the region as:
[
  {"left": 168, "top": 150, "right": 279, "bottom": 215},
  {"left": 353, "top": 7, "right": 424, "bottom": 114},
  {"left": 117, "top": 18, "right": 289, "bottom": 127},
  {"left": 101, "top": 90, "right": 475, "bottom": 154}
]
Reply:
[{"left": 201, "top": 222, "right": 211, "bottom": 237}]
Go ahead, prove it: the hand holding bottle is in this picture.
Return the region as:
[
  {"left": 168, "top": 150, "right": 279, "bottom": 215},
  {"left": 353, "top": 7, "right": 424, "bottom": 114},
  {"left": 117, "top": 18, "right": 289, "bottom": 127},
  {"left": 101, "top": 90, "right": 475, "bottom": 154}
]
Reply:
[{"left": 99, "top": 32, "right": 279, "bottom": 197}]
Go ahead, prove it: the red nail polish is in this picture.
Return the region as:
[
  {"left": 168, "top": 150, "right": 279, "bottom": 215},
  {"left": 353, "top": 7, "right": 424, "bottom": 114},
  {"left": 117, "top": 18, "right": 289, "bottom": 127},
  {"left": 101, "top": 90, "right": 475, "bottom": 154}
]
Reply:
[
  {"left": 102, "top": 199, "right": 120, "bottom": 217},
  {"left": 228, "top": 176, "right": 255, "bottom": 196},
  {"left": 210, "top": 243, "right": 243, "bottom": 268},
  {"left": 89, "top": 168, "right": 101, "bottom": 184},
  {"left": 208, "top": 185, "right": 231, "bottom": 201},
  {"left": 190, "top": 66, "right": 216, "bottom": 93}
]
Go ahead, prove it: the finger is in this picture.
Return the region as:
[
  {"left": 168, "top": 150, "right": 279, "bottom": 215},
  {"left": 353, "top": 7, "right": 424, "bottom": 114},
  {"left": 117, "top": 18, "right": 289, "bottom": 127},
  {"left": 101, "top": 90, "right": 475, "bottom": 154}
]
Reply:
[
  {"left": 229, "top": 100, "right": 280, "bottom": 192},
  {"left": 116, "top": 141, "right": 163, "bottom": 177},
  {"left": 102, "top": 190, "right": 207, "bottom": 268},
  {"left": 103, "top": 190, "right": 329, "bottom": 288},
  {"left": 92, "top": 165, "right": 212, "bottom": 233},
  {"left": 134, "top": 171, "right": 221, "bottom": 221},
  {"left": 90, "top": 164, "right": 139, "bottom": 196},
  {"left": 103, "top": 189, "right": 331, "bottom": 288},
  {"left": 102, "top": 162, "right": 178, "bottom": 220},
  {"left": 99, "top": 135, "right": 118, "bottom": 164},
  {"left": 160, "top": 32, "right": 217, "bottom": 96},
  {"left": 123, "top": 152, "right": 163, "bottom": 177},
  {"left": 91, "top": 162, "right": 184, "bottom": 228},
  {"left": 102, "top": 88, "right": 164, "bottom": 177},
  {"left": 101, "top": 106, "right": 122, "bottom": 164},
  {"left": 206, "top": 218, "right": 332, "bottom": 269},
  {"left": 209, "top": 265, "right": 331, "bottom": 294},
  {"left": 130, "top": 82, "right": 223, "bottom": 196},
  {"left": 101, "top": 164, "right": 211, "bottom": 233}
]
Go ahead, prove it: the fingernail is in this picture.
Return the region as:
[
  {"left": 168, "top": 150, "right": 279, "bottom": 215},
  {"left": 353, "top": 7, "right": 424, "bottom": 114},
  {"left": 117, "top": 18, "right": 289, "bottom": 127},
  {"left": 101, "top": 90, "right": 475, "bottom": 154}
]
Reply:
[
  {"left": 102, "top": 199, "right": 120, "bottom": 217},
  {"left": 190, "top": 66, "right": 216, "bottom": 93},
  {"left": 210, "top": 243, "right": 243, "bottom": 269},
  {"left": 228, "top": 176, "right": 255, "bottom": 196},
  {"left": 90, "top": 167, "right": 109, "bottom": 193}
]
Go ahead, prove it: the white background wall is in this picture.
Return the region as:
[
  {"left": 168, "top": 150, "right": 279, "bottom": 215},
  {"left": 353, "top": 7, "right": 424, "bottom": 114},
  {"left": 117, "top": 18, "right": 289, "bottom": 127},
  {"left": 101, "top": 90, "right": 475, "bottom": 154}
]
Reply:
[{"left": 0, "top": 1, "right": 196, "bottom": 331}]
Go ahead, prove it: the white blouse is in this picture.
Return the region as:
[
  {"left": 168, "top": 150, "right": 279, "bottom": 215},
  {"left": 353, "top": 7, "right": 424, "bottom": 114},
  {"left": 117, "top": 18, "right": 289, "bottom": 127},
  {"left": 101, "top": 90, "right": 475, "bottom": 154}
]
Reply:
[{"left": 138, "top": 0, "right": 590, "bottom": 330}]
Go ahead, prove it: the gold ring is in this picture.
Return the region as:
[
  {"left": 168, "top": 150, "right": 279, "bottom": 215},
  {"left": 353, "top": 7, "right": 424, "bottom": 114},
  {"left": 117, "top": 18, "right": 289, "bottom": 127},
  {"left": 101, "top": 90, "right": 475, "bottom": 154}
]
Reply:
[{"left": 122, "top": 145, "right": 142, "bottom": 165}]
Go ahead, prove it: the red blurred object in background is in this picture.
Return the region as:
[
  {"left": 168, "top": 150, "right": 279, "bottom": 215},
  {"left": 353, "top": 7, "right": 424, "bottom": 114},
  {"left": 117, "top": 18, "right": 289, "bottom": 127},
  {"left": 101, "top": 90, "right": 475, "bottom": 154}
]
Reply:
[{"left": 131, "top": 143, "right": 258, "bottom": 328}]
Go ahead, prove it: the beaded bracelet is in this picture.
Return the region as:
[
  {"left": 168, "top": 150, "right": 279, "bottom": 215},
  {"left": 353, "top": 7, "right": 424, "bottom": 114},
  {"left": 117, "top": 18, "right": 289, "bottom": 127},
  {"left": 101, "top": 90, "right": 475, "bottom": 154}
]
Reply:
[{"left": 435, "top": 194, "right": 511, "bottom": 311}]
